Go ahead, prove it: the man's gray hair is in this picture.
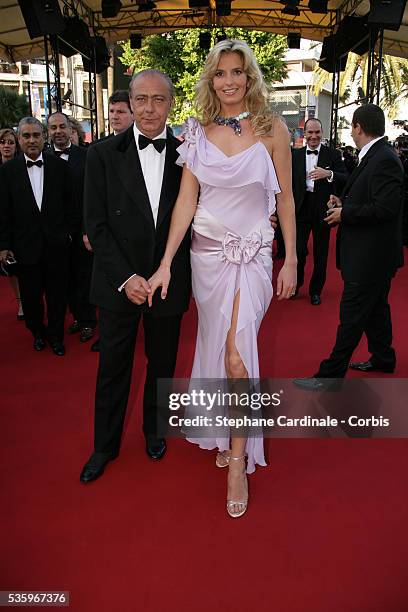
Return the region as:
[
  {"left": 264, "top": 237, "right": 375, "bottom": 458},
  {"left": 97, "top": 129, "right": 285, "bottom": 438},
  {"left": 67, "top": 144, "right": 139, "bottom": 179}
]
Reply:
[
  {"left": 129, "top": 69, "right": 174, "bottom": 99},
  {"left": 17, "top": 116, "right": 45, "bottom": 135}
]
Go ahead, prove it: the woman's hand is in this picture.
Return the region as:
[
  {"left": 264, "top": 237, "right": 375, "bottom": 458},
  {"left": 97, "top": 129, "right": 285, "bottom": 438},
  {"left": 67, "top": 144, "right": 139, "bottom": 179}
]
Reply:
[
  {"left": 276, "top": 261, "right": 297, "bottom": 300},
  {"left": 148, "top": 263, "right": 171, "bottom": 307}
]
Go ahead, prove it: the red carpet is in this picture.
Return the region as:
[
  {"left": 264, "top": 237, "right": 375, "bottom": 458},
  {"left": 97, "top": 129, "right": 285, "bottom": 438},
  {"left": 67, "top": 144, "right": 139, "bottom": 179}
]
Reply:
[{"left": 1, "top": 235, "right": 408, "bottom": 612}]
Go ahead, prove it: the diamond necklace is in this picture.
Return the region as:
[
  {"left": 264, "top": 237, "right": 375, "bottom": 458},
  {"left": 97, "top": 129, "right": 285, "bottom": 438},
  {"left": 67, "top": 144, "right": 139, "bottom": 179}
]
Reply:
[{"left": 213, "top": 111, "right": 250, "bottom": 136}]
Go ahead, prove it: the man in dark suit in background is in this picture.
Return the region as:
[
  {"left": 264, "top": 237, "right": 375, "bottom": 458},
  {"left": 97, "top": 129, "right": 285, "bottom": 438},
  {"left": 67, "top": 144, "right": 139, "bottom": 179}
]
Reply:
[
  {"left": 0, "top": 117, "right": 77, "bottom": 356},
  {"left": 80, "top": 70, "right": 191, "bottom": 483},
  {"left": 294, "top": 104, "right": 403, "bottom": 390},
  {"left": 107, "top": 90, "right": 134, "bottom": 137},
  {"left": 292, "top": 118, "right": 347, "bottom": 305},
  {"left": 47, "top": 112, "right": 96, "bottom": 343}
]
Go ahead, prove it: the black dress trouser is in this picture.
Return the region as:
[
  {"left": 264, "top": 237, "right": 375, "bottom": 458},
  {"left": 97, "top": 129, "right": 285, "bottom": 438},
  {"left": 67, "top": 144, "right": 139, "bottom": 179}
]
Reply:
[
  {"left": 316, "top": 278, "right": 396, "bottom": 378},
  {"left": 17, "top": 248, "right": 70, "bottom": 343},
  {"left": 296, "top": 192, "right": 331, "bottom": 296},
  {"left": 68, "top": 234, "right": 97, "bottom": 328},
  {"left": 94, "top": 307, "right": 183, "bottom": 454}
]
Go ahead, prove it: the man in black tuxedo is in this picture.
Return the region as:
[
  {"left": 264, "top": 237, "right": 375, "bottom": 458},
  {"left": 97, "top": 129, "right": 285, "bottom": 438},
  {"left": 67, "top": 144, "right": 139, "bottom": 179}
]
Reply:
[
  {"left": 294, "top": 104, "right": 404, "bottom": 390},
  {"left": 88, "top": 90, "right": 134, "bottom": 353},
  {"left": 292, "top": 118, "right": 347, "bottom": 305},
  {"left": 0, "top": 117, "right": 77, "bottom": 355},
  {"left": 80, "top": 70, "right": 191, "bottom": 483},
  {"left": 47, "top": 112, "right": 96, "bottom": 343}
]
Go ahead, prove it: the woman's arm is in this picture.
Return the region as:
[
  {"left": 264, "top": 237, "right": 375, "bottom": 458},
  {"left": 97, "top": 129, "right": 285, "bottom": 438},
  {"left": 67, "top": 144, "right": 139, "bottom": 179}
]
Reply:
[
  {"left": 148, "top": 165, "right": 199, "bottom": 305},
  {"left": 270, "top": 119, "right": 297, "bottom": 299}
]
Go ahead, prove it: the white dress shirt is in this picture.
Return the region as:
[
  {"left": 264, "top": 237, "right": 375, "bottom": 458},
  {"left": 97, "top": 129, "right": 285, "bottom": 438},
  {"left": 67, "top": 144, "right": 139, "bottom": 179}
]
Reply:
[
  {"left": 133, "top": 123, "right": 166, "bottom": 226},
  {"left": 119, "top": 124, "right": 167, "bottom": 292},
  {"left": 358, "top": 136, "right": 384, "bottom": 164},
  {"left": 305, "top": 145, "right": 321, "bottom": 192},
  {"left": 25, "top": 153, "right": 44, "bottom": 211},
  {"left": 53, "top": 143, "right": 71, "bottom": 161}
]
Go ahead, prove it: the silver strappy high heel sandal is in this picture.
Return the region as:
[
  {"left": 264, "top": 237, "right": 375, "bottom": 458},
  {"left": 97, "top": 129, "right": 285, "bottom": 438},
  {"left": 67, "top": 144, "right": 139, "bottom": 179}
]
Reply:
[
  {"left": 226, "top": 455, "right": 248, "bottom": 518},
  {"left": 215, "top": 450, "right": 231, "bottom": 468}
]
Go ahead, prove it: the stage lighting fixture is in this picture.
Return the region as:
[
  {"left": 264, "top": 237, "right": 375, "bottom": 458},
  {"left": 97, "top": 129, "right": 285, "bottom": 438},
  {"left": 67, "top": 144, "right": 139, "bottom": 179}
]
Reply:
[
  {"left": 216, "top": 32, "right": 227, "bottom": 43},
  {"left": 282, "top": 5, "right": 300, "bottom": 15},
  {"left": 101, "top": 0, "right": 122, "bottom": 18},
  {"left": 62, "top": 88, "right": 72, "bottom": 101},
  {"left": 287, "top": 32, "right": 301, "bottom": 48},
  {"left": 137, "top": 1, "right": 156, "bottom": 11},
  {"left": 308, "top": 0, "right": 328, "bottom": 13},
  {"left": 82, "top": 36, "right": 110, "bottom": 74},
  {"left": 189, "top": 0, "right": 210, "bottom": 7},
  {"left": 130, "top": 33, "right": 142, "bottom": 49},
  {"left": 368, "top": 0, "right": 407, "bottom": 31},
  {"left": 199, "top": 32, "right": 211, "bottom": 49},
  {"left": 281, "top": 1, "right": 301, "bottom": 16},
  {"left": 216, "top": 1, "right": 231, "bottom": 17}
]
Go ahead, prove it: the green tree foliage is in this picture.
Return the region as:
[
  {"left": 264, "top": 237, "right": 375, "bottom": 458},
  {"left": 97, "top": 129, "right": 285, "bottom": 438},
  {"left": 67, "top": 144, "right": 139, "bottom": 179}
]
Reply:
[
  {"left": 119, "top": 29, "right": 287, "bottom": 124},
  {"left": 0, "top": 85, "right": 30, "bottom": 127}
]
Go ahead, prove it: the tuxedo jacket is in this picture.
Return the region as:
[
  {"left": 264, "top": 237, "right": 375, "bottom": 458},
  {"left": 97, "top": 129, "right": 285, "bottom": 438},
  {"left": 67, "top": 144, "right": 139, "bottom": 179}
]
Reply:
[
  {"left": 292, "top": 145, "right": 348, "bottom": 214},
  {"left": 46, "top": 143, "right": 88, "bottom": 235},
  {"left": 0, "top": 153, "right": 77, "bottom": 265},
  {"left": 337, "top": 138, "right": 404, "bottom": 283},
  {"left": 84, "top": 125, "right": 191, "bottom": 316}
]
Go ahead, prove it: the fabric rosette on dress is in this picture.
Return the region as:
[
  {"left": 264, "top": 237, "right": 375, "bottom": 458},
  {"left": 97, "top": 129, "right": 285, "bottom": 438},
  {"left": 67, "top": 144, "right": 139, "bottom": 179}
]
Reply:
[{"left": 176, "top": 118, "right": 281, "bottom": 474}]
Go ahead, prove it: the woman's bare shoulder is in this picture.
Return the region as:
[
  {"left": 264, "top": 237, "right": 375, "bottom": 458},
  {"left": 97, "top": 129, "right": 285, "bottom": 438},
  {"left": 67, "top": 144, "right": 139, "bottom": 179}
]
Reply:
[{"left": 261, "top": 116, "right": 290, "bottom": 155}]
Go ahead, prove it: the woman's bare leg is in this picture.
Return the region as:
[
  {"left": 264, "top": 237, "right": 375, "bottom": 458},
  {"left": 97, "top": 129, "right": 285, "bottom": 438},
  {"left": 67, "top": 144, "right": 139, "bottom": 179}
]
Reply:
[{"left": 224, "top": 291, "right": 249, "bottom": 516}]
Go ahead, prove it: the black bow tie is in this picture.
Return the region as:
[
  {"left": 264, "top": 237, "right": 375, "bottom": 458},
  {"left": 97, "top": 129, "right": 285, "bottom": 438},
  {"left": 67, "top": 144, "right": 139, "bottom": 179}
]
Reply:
[
  {"left": 307, "top": 149, "right": 318, "bottom": 155},
  {"left": 26, "top": 159, "right": 43, "bottom": 168},
  {"left": 138, "top": 134, "right": 166, "bottom": 153},
  {"left": 54, "top": 148, "right": 70, "bottom": 157}
]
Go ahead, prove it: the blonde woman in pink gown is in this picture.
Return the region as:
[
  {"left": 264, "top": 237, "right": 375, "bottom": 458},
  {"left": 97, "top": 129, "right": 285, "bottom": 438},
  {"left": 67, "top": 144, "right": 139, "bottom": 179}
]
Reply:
[{"left": 149, "top": 40, "right": 297, "bottom": 518}]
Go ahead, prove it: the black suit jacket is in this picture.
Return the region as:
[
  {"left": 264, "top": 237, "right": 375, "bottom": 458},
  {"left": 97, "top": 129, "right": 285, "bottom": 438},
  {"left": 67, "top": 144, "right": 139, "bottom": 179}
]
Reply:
[
  {"left": 84, "top": 125, "right": 191, "bottom": 316},
  {"left": 0, "top": 153, "right": 77, "bottom": 264},
  {"left": 47, "top": 144, "right": 87, "bottom": 235},
  {"left": 337, "top": 138, "right": 404, "bottom": 283},
  {"left": 292, "top": 145, "right": 348, "bottom": 214}
]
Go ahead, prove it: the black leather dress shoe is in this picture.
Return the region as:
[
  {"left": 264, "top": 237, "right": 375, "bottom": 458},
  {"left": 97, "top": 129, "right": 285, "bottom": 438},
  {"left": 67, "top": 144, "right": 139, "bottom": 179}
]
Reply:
[
  {"left": 91, "top": 339, "right": 100, "bottom": 352},
  {"left": 145, "top": 437, "right": 167, "bottom": 460},
  {"left": 80, "top": 327, "right": 94, "bottom": 343},
  {"left": 349, "top": 360, "right": 395, "bottom": 373},
  {"left": 293, "top": 377, "right": 325, "bottom": 391},
  {"left": 33, "top": 337, "right": 46, "bottom": 352},
  {"left": 50, "top": 341, "right": 65, "bottom": 356},
  {"left": 80, "top": 452, "right": 118, "bottom": 483},
  {"left": 293, "top": 377, "right": 342, "bottom": 392},
  {"left": 310, "top": 294, "right": 321, "bottom": 305},
  {"left": 68, "top": 320, "right": 80, "bottom": 334}
]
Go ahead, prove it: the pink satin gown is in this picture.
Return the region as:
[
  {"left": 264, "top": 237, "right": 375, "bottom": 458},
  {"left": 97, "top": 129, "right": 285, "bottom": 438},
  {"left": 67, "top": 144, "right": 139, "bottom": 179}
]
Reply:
[{"left": 176, "top": 118, "right": 281, "bottom": 473}]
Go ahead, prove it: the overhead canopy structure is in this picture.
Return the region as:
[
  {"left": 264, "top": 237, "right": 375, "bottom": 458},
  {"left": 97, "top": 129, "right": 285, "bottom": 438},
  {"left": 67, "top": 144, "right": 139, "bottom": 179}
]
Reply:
[{"left": 1, "top": 0, "right": 408, "bottom": 63}]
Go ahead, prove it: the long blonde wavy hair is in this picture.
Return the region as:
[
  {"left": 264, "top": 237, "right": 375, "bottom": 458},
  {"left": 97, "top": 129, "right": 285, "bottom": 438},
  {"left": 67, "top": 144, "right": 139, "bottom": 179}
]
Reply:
[{"left": 195, "top": 39, "right": 276, "bottom": 136}]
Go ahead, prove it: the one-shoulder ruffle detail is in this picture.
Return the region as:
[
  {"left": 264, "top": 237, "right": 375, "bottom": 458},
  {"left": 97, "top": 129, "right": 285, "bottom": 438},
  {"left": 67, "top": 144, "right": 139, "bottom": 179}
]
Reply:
[{"left": 176, "top": 117, "right": 281, "bottom": 214}]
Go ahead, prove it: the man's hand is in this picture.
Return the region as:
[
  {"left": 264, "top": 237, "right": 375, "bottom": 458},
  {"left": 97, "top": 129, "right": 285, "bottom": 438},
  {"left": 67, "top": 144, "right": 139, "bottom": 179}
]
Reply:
[
  {"left": 124, "top": 274, "right": 151, "bottom": 305},
  {"left": 269, "top": 214, "right": 278, "bottom": 230},
  {"left": 0, "top": 249, "right": 12, "bottom": 263},
  {"left": 308, "top": 166, "right": 332, "bottom": 181},
  {"left": 325, "top": 207, "right": 342, "bottom": 225},
  {"left": 83, "top": 234, "right": 93, "bottom": 252},
  {"left": 327, "top": 194, "right": 342, "bottom": 208}
]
